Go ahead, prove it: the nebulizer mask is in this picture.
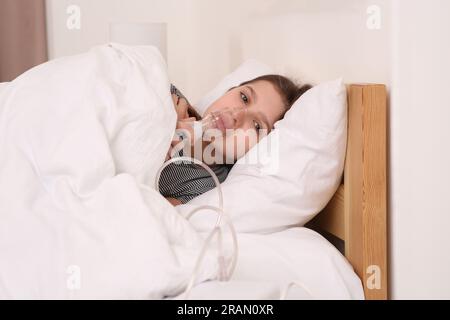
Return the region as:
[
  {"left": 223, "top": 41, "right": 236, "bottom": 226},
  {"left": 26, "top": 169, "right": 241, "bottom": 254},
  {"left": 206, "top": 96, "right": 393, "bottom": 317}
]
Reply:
[
  {"left": 187, "top": 106, "right": 254, "bottom": 165},
  {"left": 155, "top": 106, "right": 247, "bottom": 299}
]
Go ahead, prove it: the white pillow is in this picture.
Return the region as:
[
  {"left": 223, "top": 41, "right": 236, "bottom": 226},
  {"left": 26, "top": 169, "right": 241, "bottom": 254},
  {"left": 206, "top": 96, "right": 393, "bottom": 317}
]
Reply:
[
  {"left": 194, "top": 59, "right": 273, "bottom": 116},
  {"left": 178, "top": 64, "right": 347, "bottom": 234}
]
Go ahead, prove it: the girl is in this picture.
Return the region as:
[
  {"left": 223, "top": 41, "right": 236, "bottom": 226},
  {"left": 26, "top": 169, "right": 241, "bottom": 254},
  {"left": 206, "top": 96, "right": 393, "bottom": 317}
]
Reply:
[{"left": 160, "top": 75, "right": 311, "bottom": 206}]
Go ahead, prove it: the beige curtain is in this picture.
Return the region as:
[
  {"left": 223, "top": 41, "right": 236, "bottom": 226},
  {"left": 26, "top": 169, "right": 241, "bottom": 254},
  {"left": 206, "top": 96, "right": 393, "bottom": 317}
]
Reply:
[{"left": 0, "top": 0, "right": 48, "bottom": 82}]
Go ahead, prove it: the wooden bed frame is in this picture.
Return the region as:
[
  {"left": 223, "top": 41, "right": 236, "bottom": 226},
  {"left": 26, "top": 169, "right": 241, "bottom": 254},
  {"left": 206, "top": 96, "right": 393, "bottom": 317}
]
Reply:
[{"left": 307, "top": 84, "right": 388, "bottom": 300}]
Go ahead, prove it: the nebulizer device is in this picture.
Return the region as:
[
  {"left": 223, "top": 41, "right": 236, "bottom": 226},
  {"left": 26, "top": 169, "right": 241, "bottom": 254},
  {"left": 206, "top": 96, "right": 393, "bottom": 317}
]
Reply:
[{"left": 154, "top": 107, "right": 245, "bottom": 299}]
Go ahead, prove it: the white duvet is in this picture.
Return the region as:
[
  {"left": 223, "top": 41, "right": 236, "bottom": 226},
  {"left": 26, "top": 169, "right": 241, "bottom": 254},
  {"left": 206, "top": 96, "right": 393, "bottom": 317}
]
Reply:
[{"left": 0, "top": 44, "right": 218, "bottom": 299}]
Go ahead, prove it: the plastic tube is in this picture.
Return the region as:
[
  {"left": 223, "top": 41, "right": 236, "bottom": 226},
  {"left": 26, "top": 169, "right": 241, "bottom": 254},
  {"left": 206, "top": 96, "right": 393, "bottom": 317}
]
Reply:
[
  {"left": 154, "top": 155, "right": 238, "bottom": 299},
  {"left": 279, "top": 281, "right": 314, "bottom": 300}
]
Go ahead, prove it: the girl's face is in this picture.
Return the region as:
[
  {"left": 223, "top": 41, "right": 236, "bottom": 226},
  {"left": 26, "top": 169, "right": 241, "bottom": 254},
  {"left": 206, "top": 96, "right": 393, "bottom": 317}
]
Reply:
[{"left": 202, "top": 80, "right": 285, "bottom": 163}]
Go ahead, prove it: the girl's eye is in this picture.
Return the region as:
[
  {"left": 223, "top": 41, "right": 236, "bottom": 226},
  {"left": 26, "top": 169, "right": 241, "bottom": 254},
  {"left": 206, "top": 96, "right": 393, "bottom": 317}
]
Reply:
[
  {"left": 253, "top": 120, "right": 261, "bottom": 131},
  {"left": 240, "top": 92, "right": 249, "bottom": 104}
]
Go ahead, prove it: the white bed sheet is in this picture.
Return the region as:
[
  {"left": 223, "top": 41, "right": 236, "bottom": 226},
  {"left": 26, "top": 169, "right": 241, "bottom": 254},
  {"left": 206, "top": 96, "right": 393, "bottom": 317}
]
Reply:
[{"left": 172, "top": 227, "right": 364, "bottom": 300}]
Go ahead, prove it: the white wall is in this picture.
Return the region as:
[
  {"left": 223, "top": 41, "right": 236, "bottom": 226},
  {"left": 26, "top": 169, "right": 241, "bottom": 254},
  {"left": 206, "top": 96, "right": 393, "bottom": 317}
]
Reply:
[
  {"left": 389, "top": 0, "right": 450, "bottom": 299},
  {"left": 45, "top": 0, "right": 391, "bottom": 101},
  {"left": 45, "top": 0, "right": 450, "bottom": 298},
  {"left": 46, "top": 0, "right": 195, "bottom": 97}
]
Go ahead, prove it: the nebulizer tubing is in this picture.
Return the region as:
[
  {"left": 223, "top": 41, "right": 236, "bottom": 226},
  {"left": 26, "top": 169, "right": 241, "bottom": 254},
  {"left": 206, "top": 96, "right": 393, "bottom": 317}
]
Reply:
[
  {"left": 154, "top": 156, "right": 223, "bottom": 226},
  {"left": 154, "top": 156, "right": 239, "bottom": 300},
  {"left": 279, "top": 281, "right": 314, "bottom": 300}
]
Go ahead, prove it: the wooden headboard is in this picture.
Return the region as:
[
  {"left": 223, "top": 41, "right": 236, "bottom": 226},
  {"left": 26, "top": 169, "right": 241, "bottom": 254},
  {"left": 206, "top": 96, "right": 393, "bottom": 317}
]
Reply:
[{"left": 307, "top": 84, "right": 388, "bottom": 300}]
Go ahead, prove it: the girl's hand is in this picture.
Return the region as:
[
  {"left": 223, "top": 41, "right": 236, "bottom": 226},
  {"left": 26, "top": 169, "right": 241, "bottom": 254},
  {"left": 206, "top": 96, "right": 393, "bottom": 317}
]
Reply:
[
  {"left": 165, "top": 117, "right": 197, "bottom": 161},
  {"left": 171, "top": 93, "right": 191, "bottom": 121},
  {"left": 171, "top": 93, "right": 202, "bottom": 121}
]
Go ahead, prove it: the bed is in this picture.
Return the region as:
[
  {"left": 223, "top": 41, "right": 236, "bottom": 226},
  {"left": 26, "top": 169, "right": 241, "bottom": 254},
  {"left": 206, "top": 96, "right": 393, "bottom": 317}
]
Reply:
[
  {"left": 174, "top": 83, "right": 388, "bottom": 300},
  {"left": 0, "top": 44, "right": 387, "bottom": 299}
]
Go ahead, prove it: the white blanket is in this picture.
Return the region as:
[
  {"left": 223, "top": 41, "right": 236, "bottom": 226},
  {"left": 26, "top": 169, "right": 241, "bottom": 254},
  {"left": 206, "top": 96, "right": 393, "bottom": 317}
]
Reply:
[{"left": 0, "top": 44, "right": 218, "bottom": 299}]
